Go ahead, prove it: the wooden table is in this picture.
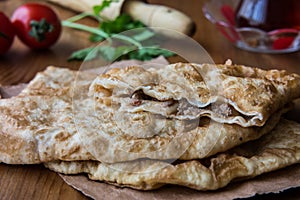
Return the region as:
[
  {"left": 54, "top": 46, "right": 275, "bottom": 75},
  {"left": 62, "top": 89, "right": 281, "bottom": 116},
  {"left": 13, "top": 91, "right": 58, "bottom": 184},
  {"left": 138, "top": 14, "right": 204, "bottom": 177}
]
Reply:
[{"left": 0, "top": 0, "right": 300, "bottom": 199}]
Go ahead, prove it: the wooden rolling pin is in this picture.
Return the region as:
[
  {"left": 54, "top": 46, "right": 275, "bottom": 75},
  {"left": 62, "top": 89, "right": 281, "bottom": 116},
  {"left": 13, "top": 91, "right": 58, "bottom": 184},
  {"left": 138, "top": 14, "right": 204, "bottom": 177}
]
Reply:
[{"left": 47, "top": 0, "right": 195, "bottom": 36}]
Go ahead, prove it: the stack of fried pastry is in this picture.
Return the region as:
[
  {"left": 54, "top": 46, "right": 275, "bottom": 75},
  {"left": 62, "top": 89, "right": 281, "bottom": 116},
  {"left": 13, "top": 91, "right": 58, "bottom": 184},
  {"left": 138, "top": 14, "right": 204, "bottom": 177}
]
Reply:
[{"left": 1, "top": 62, "right": 300, "bottom": 191}]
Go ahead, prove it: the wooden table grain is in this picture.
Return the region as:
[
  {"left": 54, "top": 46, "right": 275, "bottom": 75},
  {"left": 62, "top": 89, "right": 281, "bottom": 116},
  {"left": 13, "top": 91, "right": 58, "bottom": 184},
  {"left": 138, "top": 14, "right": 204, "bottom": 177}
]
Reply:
[{"left": 0, "top": 0, "right": 300, "bottom": 199}]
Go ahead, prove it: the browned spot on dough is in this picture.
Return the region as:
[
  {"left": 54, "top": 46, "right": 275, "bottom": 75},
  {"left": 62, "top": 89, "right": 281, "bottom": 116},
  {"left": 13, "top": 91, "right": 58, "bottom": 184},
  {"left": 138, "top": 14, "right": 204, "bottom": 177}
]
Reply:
[{"left": 54, "top": 132, "right": 71, "bottom": 142}]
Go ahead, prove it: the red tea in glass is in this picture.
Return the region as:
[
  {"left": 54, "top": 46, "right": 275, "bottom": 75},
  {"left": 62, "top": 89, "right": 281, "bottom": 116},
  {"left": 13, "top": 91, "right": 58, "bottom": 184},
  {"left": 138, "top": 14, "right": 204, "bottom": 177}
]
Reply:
[{"left": 235, "top": 0, "right": 300, "bottom": 31}]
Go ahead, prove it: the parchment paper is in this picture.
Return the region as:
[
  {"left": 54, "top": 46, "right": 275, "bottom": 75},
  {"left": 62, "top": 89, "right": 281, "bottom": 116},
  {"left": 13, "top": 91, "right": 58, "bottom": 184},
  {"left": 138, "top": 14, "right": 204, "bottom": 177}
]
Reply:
[
  {"left": 1, "top": 57, "right": 300, "bottom": 200},
  {"left": 59, "top": 164, "right": 300, "bottom": 200}
]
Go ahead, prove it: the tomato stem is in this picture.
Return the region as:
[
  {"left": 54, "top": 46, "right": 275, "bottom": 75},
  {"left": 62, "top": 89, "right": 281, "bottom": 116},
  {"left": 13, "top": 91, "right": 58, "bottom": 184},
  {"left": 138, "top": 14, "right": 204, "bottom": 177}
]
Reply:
[{"left": 29, "top": 18, "right": 53, "bottom": 42}]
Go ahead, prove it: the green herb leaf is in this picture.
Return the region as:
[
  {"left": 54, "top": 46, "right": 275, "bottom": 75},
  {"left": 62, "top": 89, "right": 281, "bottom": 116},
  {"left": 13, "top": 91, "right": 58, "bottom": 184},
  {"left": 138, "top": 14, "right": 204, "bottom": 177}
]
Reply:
[
  {"left": 114, "top": 45, "right": 136, "bottom": 60},
  {"left": 64, "top": 2, "right": 175, "bottom": 62},
  {"left": 68, "top": 46, "right": 118, "bottom": 61},
  {"left": 68, "top": 45, "right": 175, "bottom": 62},
  {"left": 97, "top": 46, "right": 116, "bottom": 61},
  {"left": 124, "top": 20, "right": 145, "bottom": 30},
  {"left": 128, "top": 47, "right": 175, "bottom": 61},
  {"left": 93, "top": 0, "right": 119, "bottom": 16},
  {"left": 100, "top": 14, "right": 145, "bottom": 34},
  {"left": 100, "top": 14, "right": 131, "bottom": 34},
  {"left": 68, "top": 47, "right": 96, "bottom": 61},
  {"left": 89, "top": 34, "right": 105, "bottom": 42},
  {"left": 132, "top": 29, "right": 155, "bottom": 42}
]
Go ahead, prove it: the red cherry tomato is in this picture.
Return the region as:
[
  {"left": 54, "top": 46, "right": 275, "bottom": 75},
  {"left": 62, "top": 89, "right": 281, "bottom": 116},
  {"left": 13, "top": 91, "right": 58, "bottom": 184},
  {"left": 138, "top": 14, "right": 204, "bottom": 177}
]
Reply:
[
  {"left": 0, "top": 12, "right": 15, "bottom": 55},
  {"left": 11, "top": 3, "right": 61, "bottom": 49}
]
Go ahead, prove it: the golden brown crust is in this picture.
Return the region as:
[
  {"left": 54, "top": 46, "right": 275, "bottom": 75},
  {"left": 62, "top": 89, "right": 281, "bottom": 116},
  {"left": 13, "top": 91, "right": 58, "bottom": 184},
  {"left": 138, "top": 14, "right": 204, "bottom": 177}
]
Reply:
[
  {"left": 1, "top": 63, "right": 300, "bottom": 191},
  {"left": 0, "top": 92, "right": 286, "bottom": 164},
  {"left": 0, "top": 66, "right": 292, "bottom": 164},
  {"left": 45, "top": 119, "right": 300, "bottom": 191},
  {"left": 90, "top": 63, "right": 300, "bottom": 127}
]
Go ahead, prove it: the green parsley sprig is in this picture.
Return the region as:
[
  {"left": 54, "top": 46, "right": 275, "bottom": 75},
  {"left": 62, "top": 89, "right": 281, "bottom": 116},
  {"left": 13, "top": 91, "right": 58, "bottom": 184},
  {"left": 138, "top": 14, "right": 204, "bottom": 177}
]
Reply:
[{"left": 62, "top": 0, "right": 174, "bottom": 61}]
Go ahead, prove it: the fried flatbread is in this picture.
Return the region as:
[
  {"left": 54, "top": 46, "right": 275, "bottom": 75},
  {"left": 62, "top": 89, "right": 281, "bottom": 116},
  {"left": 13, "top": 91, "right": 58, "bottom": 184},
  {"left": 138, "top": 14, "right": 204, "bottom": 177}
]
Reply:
[
  {"left": 0, "top": 65, "right": 294, "bottom": 164},
  {"left": 0, "top": 93, "right": 286, "bottom": 164},
  {"left": 45, "top": 118, "right": 300, "bottom": 191},
  {"left": 90, "top": 63, "right": 300, "bottom": 127}
]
